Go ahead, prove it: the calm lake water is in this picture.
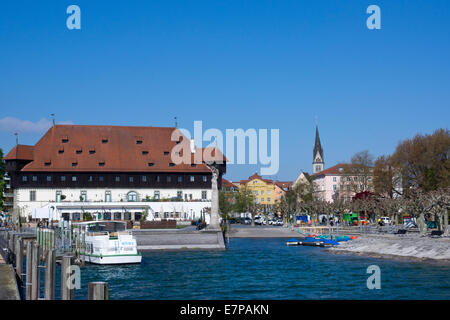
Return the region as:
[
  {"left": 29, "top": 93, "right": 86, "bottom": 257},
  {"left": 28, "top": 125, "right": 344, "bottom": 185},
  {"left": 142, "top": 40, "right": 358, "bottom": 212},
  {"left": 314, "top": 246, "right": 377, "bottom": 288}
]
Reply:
[{"left": 38, "top": 238, "right": 449, "bottom": 299}]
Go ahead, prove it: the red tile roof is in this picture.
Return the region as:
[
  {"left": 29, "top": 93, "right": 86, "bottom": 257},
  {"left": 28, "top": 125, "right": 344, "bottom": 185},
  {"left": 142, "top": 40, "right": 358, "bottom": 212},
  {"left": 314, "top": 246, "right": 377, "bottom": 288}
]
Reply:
[
  {"left": 4, "top": 145, "right": 34, "bottom": 161},
  {"left": 7, "top": 125, "right": 226, "bottom": 173},
  {"left": 312, "top": 163, "right": 372, "bottom": 177},
  {"left": 222, "top": 178, "right": 237, "bottom": 188},
  {"left": 239, "top": 172, "right": 274, "bottom": 185},
  {"left": 274, "top": 181, "right": 293, "bottom": 190}
]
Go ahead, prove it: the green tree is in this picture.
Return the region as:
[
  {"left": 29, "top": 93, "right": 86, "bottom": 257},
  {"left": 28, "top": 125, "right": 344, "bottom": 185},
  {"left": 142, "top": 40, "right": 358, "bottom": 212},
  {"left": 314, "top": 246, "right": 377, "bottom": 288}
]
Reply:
[{"left": 219, "top": 191, "right": 235, "bottom": 222}]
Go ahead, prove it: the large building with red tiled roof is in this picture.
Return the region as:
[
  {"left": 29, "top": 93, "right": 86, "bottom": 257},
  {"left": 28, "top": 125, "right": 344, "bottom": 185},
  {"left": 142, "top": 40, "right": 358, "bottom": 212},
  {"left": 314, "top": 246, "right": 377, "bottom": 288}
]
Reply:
[
  {"left": 238, "top": 173, "right": 292, "bottom": 206},
  {"left": 311, "top": 163, "right": 374, "bottom": 202},
  {"left": 3, "top": 125, "right": 226, "bottom": 222}
]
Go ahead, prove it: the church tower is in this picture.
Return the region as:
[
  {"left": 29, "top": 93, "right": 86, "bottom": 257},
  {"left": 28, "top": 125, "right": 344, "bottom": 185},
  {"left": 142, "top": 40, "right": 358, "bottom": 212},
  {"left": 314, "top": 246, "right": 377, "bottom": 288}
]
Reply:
[{"left": 313, "top": 125, "right": 324, "bottom": 174}]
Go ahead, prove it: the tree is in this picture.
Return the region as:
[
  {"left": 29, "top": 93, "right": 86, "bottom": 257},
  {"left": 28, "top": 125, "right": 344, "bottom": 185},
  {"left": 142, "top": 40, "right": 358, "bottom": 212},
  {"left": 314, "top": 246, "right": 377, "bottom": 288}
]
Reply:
[
  {"left": 234, "top": 187, "right": 255, "bottom": 224},
  {"left": 390, "top": 128, "right": 450, "bottom": 192},
  {"left": 219, "top": 191, "right": 235, "bottom": 222}
]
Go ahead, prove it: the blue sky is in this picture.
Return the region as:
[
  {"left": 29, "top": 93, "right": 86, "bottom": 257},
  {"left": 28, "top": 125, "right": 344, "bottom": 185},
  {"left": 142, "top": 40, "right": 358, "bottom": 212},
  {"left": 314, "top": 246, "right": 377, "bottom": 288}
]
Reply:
[{"left": 1, "top": 0, "right": 449, "bottom": 181}]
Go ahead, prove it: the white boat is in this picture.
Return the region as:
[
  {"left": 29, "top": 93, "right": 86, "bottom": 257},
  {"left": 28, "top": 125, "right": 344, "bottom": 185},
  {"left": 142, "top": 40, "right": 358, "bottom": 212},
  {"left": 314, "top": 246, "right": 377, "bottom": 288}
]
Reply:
[{"left": 74, "top": 221, "right": 142, "bottom": 265}]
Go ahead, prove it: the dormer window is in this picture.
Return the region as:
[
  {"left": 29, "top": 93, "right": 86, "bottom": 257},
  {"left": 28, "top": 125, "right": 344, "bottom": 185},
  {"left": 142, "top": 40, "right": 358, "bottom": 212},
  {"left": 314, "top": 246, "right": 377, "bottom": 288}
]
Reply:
[
  {"left": 58, "top": 148, "right": 64, "bottom": 154},
  {"left": 61, "top": 136, "right": 69, "bottom": 143},
  {"left": 164, "top": 151, "right": 169, "bottom": 156},
  {"left": 101, "top": 138, "right": 108, "bottom": 144},
  {"left": 72, "top": 162, "right": 78, "bottom": 167},
  {"left": 169, "top": 163, "right": 175, "bottom": 167},
  {"left": 98, "top": 161, "right": 105, "bottom": 167},
  {"left": 142, "top": 151, "right": 149, "bottom": 155},
  {"left": 148, "top": 162, "right": 154, "bottom": 167},
  {"left": 190, "top": 163, "right": 196, "bottom": 167},
  {"left": 89, "top": 149, "right": 95, "bottom": 154},
  {"left": 136, "top": 140, "right": 143, "bottom": 145},
  {"left": 44, "top": 161, "right": 51, "bottom": 166},
  {"left": 76, "top": 148, "right": 82, "bottom": 154}
]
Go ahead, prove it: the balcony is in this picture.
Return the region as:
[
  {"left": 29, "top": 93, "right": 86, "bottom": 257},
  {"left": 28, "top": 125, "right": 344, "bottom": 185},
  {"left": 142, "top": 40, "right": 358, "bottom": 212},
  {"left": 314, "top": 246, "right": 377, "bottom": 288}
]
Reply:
[
  {"left": 2, "top": 193, "right": 14, "bottom": 198},
  {"left": 3, "top": 201, "right": 14, "bottom": 207}
]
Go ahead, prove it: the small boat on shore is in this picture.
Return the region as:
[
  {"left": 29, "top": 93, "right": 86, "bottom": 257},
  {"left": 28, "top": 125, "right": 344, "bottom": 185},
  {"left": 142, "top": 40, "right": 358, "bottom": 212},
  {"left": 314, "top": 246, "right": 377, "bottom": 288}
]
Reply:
[
  {"left": 286, "top": 238, "right": 300, "bottom": 246},
  {"left": 74, "top": 221, "right": 142, "bottom": 265}
]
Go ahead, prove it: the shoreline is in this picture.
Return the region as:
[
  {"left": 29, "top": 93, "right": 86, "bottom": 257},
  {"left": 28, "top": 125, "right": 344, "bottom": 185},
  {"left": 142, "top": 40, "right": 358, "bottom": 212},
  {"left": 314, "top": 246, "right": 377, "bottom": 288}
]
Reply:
[{"left": 327, "top": 233, "right": 450, "bottom": 264}]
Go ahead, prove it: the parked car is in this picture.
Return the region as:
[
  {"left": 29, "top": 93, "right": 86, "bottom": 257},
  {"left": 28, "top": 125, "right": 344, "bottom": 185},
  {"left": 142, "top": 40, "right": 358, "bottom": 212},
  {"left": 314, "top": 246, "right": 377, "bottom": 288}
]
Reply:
[
  {"left": 254, "top": 216, "right": 263, "bottom": 225},
  {"left": 240, "top": 217, "right": 251, "bottom": 225},
  {"left": 378, "top": 216, "right": 392, "bottom": 226}
]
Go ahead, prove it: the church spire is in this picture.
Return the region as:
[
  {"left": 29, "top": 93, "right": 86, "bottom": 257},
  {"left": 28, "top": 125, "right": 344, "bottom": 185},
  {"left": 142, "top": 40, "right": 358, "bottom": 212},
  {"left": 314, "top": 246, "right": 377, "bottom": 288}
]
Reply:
[{"left": 313, "top": 124, "right": 324, "bottom": 174}]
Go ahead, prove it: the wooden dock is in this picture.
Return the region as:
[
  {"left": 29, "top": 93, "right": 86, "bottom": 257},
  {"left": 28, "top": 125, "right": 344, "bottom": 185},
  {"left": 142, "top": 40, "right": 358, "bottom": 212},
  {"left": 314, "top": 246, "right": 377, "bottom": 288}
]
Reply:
[{"left": 0, "top": 243, "right": 20, "bottom": 300}]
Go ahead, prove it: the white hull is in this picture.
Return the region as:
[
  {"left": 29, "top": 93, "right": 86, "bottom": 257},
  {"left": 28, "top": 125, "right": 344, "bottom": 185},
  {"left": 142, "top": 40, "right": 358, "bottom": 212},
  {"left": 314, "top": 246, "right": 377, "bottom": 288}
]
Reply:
[{"left": 83, "top": 254, "right": 142, "bottom": 265}]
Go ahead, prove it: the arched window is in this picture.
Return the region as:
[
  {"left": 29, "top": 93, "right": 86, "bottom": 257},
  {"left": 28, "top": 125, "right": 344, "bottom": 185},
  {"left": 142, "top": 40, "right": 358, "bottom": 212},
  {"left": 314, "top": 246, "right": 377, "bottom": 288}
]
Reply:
[{"left": 127, "top": 191, "right": 138, "bottom": 202}]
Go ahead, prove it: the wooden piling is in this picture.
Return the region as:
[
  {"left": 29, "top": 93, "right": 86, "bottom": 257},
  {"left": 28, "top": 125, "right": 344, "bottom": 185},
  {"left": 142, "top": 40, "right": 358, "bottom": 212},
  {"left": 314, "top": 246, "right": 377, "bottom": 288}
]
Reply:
[
  {"left": 61, "top": 256, "right": 74, "bottom": 300},
  {"left": 15, "top": 238, "right": 24, "bottom": 281},
  {"left": 25, "top": 241, "right": 33, "bottom": 300},
  {"left": 88, "top": 282, "right": 109, "bottom": 300},
  {"left": 81, "top": 232, "right": 85, "bottom": 267},
  {"left": 31, "top": 243, "right": 40, "bottom": 300},
  {"left": 44, "top": 249, "right": 56, "bottom": 300}
]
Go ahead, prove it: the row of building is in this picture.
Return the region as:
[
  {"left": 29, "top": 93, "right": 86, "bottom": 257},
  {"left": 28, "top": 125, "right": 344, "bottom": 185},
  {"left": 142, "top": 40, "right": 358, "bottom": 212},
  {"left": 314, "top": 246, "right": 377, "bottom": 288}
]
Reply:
[{"left": 1, "top": 123, "right": 374, "bottom": 223}]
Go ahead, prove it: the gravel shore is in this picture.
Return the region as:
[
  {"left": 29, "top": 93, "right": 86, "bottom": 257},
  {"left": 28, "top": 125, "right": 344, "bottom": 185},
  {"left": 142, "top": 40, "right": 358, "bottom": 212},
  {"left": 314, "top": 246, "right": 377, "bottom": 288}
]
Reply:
[{"left": 328, "top": 233, "right": 450, "bottom": 262}]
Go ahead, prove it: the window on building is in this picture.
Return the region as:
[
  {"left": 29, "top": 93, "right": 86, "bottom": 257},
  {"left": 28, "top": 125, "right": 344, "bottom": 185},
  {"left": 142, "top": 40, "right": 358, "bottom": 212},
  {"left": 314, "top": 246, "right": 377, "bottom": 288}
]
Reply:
[
  {"left": 32, "top": 176, "right": 37, "bottom": 182},
  {"left": 114, "top": 212, "right": 121, "bottom": 220},
  {"left": 88, "top": 176, "right": 93, "bottom": 182},
  {"left": 98, "top": 162, "right": 105, "bottom": 167},
  {"left": 46, "top": 176, "right": 52, "bottom": 182},
  {"left": 177, "top": 191, "right": 182, "bottom": 199},
  {"left": 104, "top": 212, "right": 111, "bottom": 220},
  {"left": 127, "top": 191, "right": 138, "bottom": 202},
  {"left": 136, "top": 140, "right": 143, "bottom": 145},
  {"left": 189, "top": 194, "right": 193, "bottom": 200},
  {"left": 261, "top": 190, "right": 264, "bottom": 195},
  {"left": 254, "top": 191, "right": 258, "bottom": 195},
  {"left": 154, "top": 191, "right": 160, "bottom": 200},
  {"left": 61, "top": 176, "right": 66, "bottom": 182},
  {"left": 346, "top": 185, "right": 351, "bottom": 191},
  {"left": 267, "top": 198, "right": 271, "bottom": 202},
  {"left": 22, "top": 175, "right": 28, "bottom": 182},
  {"left": 201, "top": 191, "right": 207, "bottom": 200},
  {"left": 80, "top": 191, "right": 87, "bottom": 202},
  {"left": 156, "top": 176, "right": 160, "bottom": 182},
  {"left": 56, "top": 191, "right": 62, "bottom": 202},
  {"left": 333, "top": 177, "right": 337, "bottom": 182},
  {"left": 267, "top": 190, "right": 271, "bottom": 195},
  {"left": 354, "top": 176, "right": 358, "bottom": 181},
  {"left": 333, "top": 184, "right": 337, "bottom": 191},
  {"left": 255, "top": 198, "right": 259, "bottom": 204},
  {"left": 164, "top": 151, "right": 169, "bottom": 156},
  {"left": 167, "top": 176, "right": 172, "bottom": 182},
  {"left": 190, "top": 176, "right": 195, "bottom": 182},
  {"left": 115, "top": 176, "right": 120, "bottom": 182},
  {"left": 148, "top": 162, "right": 154, "bottom": 167},
  {"left": 99, "top": 176, "right": 104, "bottom": 182},
  {"left": 124, "top": 212, "right": 131, "bottom": 220},
  {"left": 142, "top": 176, "right": 147, "bottom": 182},
  {"left": 142, "top": 151, "right": 148, "bottom": 155},
  {"left": 129, "top": 176, "right": 134, "bottom": 183},
  {"left": 72, "top": 176, "right": 77, "bottom": 182},
  {"left": 105, "top": 191, "right": 111, "bottom": 202},
  {"left": 30, "top": 191, "right": 36, "bottom": 201},
  {"left": 203, "top": 176, "right": 207, "bottom": 182},
  {"left": 178, "top": 176, "right": 182, "bottom": 183},
  {"left": 347, "top": 177, "right": 351, "bottom": 181}
]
